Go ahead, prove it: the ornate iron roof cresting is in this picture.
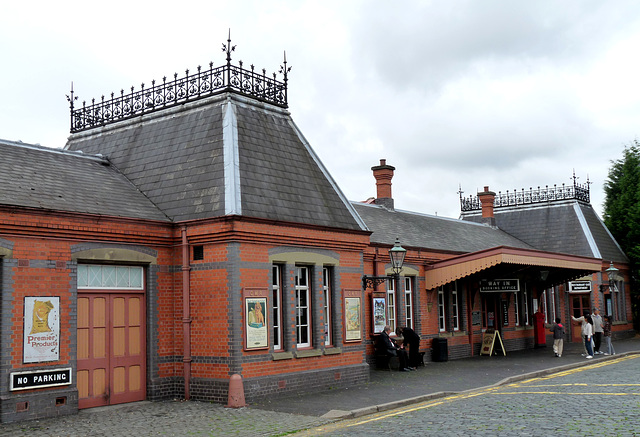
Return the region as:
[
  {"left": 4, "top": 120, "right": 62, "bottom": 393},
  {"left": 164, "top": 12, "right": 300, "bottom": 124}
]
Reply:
[
  {"left": 67, "top": 31, "right": 291, "bottom": 133},
  {"left": 460, "top": 170, "right": 591, "bottom": 212}
]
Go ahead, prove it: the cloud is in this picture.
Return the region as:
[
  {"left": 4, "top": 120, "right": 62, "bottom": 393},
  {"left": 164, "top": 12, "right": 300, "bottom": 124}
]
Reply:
[{"left": 3, "top": 0, "right": 640, "bottom": 220}]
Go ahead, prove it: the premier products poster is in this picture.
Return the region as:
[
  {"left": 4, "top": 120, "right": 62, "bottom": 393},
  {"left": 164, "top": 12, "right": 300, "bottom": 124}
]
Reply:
[{"left": 24, "top": 297, "right": 60, "bottom": 363}]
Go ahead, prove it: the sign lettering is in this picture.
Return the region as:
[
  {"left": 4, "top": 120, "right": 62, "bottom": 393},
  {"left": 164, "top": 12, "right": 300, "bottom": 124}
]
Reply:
[
  {"left": 480, "top": 279, "right": 520, "bottom": 292},
  {"left": 10, "top": 368, "right": 72, "bottom": 391},
  {"left": 568, "top": 281, "right": 592, "bottom": 293}
]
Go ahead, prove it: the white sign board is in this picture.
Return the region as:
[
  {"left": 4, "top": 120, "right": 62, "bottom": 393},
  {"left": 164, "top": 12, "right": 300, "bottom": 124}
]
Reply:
[{"left": 568, "top": 281, "right": 592, "bottom": 293}]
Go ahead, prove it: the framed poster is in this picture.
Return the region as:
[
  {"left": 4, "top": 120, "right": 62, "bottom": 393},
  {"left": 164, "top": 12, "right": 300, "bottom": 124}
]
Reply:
[
  {"left": 344, "top": 289, "right": 362, "bottom": 342},
  {"left": 24, "top": 296, "right": 60, "bottom": 363},
  {"left": 372, "top": 296, "right": 387, "bottom": 334},
  {"left": 243, "top": 288, "right": 269, "bottom": 350}
]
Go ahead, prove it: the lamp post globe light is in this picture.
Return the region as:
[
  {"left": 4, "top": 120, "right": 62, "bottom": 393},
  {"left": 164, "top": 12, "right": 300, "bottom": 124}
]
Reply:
[
  {"left": 602, "top": 261, "right": 622, "bottom": 292},
  {"left": 389, "top": 238, "right": 407, "bottom": 276},
  {"left": 362, "top": 238, "right": 407, "bottom": 289}
]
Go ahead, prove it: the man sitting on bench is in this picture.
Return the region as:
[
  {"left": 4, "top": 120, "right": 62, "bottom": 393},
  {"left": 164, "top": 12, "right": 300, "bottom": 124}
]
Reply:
[{"left": 376, "top": 325, "right": 412, "bottom": 371}]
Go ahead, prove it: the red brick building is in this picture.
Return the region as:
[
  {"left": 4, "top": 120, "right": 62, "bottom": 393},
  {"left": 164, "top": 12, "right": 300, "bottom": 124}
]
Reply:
[{"left": 0, "top": 41, "right": 633, "bottom": 423}]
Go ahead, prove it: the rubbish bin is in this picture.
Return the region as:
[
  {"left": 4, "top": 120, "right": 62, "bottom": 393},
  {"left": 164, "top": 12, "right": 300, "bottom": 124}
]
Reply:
[{"left": 432, "top": 338, "right": 448, "bottom": 362}]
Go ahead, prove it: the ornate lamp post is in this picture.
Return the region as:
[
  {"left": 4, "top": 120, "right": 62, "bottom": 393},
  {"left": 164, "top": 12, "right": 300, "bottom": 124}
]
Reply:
[
  {"left": 600, "top": 261, "right": 622, "bottom": 292},
  {"left": 362, "top": 238, "right": 407, "bottom": 289}
]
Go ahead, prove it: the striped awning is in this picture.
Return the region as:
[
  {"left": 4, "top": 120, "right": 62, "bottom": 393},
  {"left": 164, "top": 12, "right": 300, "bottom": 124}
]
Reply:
[{"left": 424, "top": 246, "right": 602, "bottom": 290}]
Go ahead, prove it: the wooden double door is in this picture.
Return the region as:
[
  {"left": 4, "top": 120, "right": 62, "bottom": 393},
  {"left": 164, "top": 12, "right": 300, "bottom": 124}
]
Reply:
[
  {"left": 77, "top": 292, "right": 146, "bottom": 409},
  {"left": 570, "top": 293, "right": 590, "bottom": 342}
]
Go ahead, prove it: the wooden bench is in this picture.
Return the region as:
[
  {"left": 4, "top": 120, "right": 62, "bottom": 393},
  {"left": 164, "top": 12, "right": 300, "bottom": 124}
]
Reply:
[{"left": 375, "top": 353, "right": 399, "bottom": 371}]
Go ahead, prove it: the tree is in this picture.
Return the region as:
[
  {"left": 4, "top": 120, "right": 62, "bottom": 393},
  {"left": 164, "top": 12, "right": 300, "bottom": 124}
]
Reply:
[{"left": 603, "top": 140, "right": 640, "bottom": 329}]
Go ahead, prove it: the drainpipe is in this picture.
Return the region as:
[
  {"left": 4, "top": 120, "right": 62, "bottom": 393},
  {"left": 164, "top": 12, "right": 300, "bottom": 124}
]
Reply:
[{"left": 181, "top": 226, "right": 192, "bottom": 400}]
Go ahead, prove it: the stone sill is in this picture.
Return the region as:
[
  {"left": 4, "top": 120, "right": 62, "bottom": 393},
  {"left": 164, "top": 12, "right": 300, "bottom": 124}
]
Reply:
[
  {"left": 272, "top": 351, "right": 293, "bottom": 361},
  {"left": 294, "top": 349, "right": 323, "bottom": 359},
  {"left": 272, "top": 347, "right": 342, "bottom": 360}
]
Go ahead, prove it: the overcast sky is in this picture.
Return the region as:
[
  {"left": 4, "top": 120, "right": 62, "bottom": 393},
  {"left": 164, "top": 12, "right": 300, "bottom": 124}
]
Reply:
[{"left": 2, "top": 1, "right": 639, "bottom": 218}]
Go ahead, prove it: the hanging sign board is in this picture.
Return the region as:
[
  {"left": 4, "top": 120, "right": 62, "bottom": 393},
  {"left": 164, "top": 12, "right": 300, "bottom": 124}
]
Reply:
[
  {"left": 479, "top": 329, "right": 506, "bottom": 356},
  {"left": 568, "top": 281, "right": 592, "bottom": 293},
  {"left": 480, "top": 279, "right": 519, "bottom": 292}
]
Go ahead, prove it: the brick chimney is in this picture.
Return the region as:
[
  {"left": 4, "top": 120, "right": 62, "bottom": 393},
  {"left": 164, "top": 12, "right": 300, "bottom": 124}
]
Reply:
[
  {"left": 372, "top": 159, "right": 395, "bottom": 210},
  {"left": 477, "top": 186, "right": 496, "bottom": 227}
]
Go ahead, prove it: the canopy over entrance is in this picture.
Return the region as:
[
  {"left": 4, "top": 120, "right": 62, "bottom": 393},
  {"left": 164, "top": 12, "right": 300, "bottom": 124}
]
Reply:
[{"left": 424, "top": 246, "right": 602, "bottom": 290}]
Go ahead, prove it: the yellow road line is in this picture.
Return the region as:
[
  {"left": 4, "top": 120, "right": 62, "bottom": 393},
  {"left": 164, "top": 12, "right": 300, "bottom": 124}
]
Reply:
[
  {"left": 490, "top": 391, "right": 640, "bottom": 396},
  {"left": 516, "top": 383, "right": 640, "bottom": 388},
  {"left": 507, "top": 355, "right": 638, "bottom": 387},
  {"left": 295, "top": 354, "right": 639, "bottom": 436}
]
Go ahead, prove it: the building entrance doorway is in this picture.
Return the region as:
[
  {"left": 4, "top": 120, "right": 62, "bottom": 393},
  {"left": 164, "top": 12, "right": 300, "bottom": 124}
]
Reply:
[
  {"left": 570, "top": 293, "right": 590, "bottom": 342},
  {"left": 482, "top": 294, "right": 502, "bottom": 332},
  {"left": 77, "top": 292, "right": 146, "bottom": 409}
]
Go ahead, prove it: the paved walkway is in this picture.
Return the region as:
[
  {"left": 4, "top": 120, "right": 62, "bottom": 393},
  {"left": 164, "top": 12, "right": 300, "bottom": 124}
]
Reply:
[{"left": 3, "top": 336, "right": 639, "bottom": 437}]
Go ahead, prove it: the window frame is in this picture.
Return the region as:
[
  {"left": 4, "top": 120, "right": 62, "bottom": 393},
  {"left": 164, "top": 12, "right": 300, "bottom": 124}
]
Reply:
[
  {"left": 451, "top": 284, "right": 459, "bottom": 331},
  {"left": 272, "top": 264, "right": 283, "bottom": 351},
  {"left": 523, "top": 287, "right": 530, "bottom": 326},
  {"left": 386, "top": 277, "right": 396, "bottom": 333},
  {"left": 437, "top": 287, "right": 446, "bottom": 332},
  {"left": 77, "top": 264, "right": 144, "bottom": 290},
  {"left": 404, "top": 276, "right": 413, "bottom": 329},
  {"left": 322, "top": 267, "right": 332, "bottom": 346},
  {"left": 295, "top": 266, "right": 312, "bottom": 348}
]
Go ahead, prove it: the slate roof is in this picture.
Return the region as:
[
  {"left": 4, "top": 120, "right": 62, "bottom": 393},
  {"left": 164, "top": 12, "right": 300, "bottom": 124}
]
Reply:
[
  {"left": 0, "top": 139, "right": 169, "bottom": 221},
  {"left": 351, "top": 202, "right": 532, "bottom": 253},
  {"left": 460, "top": 200, "right": 627, "bottom": 263},
  {"left": 65, "top": 93, "right": 366, "bottom": 230}
]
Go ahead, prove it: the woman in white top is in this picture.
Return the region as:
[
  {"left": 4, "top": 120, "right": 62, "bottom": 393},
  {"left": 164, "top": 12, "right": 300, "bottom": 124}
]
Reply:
[{"left": 584, "top": 315, "right": 594, "bottom": 358}]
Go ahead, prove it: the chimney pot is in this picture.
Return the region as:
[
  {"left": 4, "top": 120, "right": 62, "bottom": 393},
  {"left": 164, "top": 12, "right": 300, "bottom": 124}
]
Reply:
[
  {"left": 478, "top": 186, "right": 496, "bottom": 227},
  {"left": 371, "top": 159, "right": 396, "bottom": 210}
]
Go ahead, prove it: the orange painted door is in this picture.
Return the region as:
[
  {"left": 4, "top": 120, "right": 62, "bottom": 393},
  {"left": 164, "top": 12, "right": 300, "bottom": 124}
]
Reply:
[
  {"left": 570, "top": 293, "right": 590, "bottom": 343},
  {"left": 77, "top": 293, "right": 146, "bottom": 409}
]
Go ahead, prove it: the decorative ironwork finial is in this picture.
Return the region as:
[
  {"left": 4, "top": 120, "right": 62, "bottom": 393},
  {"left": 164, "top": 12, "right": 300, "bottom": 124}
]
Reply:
[
  {"left": 222, "top": 29, "right": 236, "bottom": 66},
  {"left": 280, "top": 51, "right": 292, "bottom": 81},
  {"left": 66, "top": 82, "right": 77, "bottom": 107},
  {"left": 66, "top": 82, "right": 78, "bottom": 131}
]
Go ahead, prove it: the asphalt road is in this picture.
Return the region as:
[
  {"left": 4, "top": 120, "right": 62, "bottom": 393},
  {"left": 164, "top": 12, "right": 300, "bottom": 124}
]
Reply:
[{"left": 295, "top": 354, "right": 640, "bottom": 436}]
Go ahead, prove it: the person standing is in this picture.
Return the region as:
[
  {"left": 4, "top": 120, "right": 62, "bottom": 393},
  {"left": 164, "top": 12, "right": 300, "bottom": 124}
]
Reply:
[
  {"left": 591, "top": 308, "right": 604, "bottom": 354},
  {"left": 396, "top": 326, "right": 421, "bottom": 369},
  {"left": 583, "top": 315, "right": 594, "bottom": 359},
  {"left": 572, "top": 311, "right": 590, "bottom": 356},
  {"left": 548, "top": 318, "right": 565, "bottom": 357},
  {"left": 602, "top": 315, "right": 616, "bottom": 355}
]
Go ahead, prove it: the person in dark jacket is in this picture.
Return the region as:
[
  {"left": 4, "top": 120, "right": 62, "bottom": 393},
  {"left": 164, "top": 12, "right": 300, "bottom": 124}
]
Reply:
[
  {"left": 548, "top": 317, "right": 565, "bottom": 357},
  {"left": 376, "top": 325, "right": 411, "bottom": 371},
  {"left": 396, "top": 326, "right": 421, "bottom": 369}
]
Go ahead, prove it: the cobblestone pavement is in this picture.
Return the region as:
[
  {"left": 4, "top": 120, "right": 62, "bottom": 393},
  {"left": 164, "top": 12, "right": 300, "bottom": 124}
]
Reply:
[
  {"left": 0, "top": 400, "right": 333, "bottom": 437},
  {"left": 1, "top": 338, "right": 638, "bottom": 437},
  {"left": 296, "top": 354, "right": 640, "bottom": 436}
]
